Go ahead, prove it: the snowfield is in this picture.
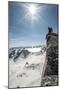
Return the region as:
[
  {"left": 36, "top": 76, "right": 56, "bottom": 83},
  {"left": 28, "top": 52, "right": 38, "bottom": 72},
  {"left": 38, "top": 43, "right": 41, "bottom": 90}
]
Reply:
[{"left": 9, "top": 47, "right": 46, "bottom": 88}]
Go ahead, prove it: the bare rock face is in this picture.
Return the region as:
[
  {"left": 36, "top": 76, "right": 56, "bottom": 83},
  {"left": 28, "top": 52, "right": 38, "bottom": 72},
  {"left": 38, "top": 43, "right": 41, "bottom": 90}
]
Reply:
[
  {"left": 45, "top": 27, "right": 58, "bottom": 75},
  {"left": 41, "top": 27, "right": 58, "bottom": 86},
  {"left": 45, "top": 46, "right": 58, "bottom": 75}
]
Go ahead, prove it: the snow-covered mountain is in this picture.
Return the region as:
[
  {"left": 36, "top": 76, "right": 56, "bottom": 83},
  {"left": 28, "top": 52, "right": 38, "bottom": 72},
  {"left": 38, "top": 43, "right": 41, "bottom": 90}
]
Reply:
[
  {"left": 9, "top": 46, "right": 47, "bottom": 88},
  {"left": 9, "top": 47, "right": 46, "bottom": 60}
]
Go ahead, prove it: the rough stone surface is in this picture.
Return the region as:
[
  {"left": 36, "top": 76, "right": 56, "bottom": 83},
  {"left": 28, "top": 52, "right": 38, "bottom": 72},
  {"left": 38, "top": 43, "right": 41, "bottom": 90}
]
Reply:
[
  {"left": 42, "top": 28, "right": 58, "bottom": 86},
  {"left": 41, "top": 75, "right": 58, "bottom": 86},
  {"left": 45, "top": 28, "right": 58, "bottom": 75}
]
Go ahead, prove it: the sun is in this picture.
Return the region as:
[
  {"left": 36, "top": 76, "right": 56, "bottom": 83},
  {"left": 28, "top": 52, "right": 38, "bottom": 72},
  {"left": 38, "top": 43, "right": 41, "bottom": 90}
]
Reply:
[
  {"left": 23, "top": 3, "right": 39, "bottom": 22},
  {"left": 28, "top": 4, "right": 36, "bottom": 16}
]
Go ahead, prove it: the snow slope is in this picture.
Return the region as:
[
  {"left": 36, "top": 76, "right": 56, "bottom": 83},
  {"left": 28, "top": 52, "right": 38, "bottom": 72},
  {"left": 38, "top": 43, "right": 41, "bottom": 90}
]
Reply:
[{"left": 9, "top": 47, "right": 46, "bottom": 88}]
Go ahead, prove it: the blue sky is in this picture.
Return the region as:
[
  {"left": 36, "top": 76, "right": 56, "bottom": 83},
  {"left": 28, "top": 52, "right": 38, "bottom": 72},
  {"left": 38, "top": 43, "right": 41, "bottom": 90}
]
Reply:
[{"left": 9, "top": 2, "right": 58, "bottom": 48}]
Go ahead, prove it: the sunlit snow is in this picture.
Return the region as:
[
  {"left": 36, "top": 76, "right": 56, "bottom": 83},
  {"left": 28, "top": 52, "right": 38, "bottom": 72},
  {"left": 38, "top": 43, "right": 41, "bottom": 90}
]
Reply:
[{"left": 9, "top": 47, "right": 46, "bottom": 88}]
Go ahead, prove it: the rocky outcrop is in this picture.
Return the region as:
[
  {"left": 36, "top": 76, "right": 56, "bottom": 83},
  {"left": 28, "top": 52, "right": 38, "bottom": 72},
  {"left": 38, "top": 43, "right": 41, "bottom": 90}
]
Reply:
[
  {"left": 41, "top": 27, "right": 58, "bottom": 86},
  {"left": 45, "top": 27, "right": 58, "bottom": 75}
]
